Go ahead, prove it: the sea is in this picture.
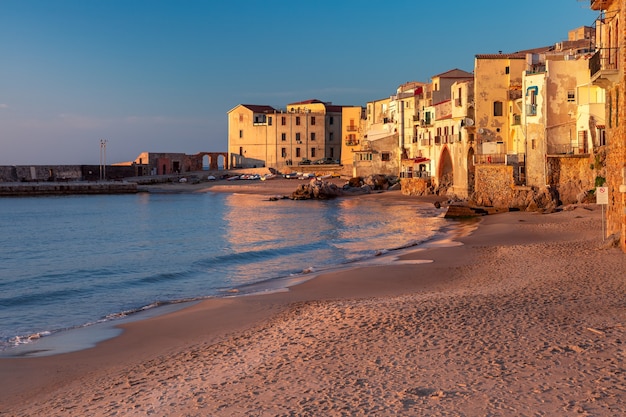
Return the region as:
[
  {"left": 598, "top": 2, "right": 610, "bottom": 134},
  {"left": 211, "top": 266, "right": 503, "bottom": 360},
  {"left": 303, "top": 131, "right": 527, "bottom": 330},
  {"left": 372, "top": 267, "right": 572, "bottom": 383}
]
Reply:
[{"left": 0, "top": 189, "right": 455, "bottom": 356}]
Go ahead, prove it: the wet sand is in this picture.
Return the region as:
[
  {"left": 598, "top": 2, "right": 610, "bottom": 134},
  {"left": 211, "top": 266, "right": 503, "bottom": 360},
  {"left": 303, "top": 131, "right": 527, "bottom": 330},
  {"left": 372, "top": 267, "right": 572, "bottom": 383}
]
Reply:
[{"left": 1, "top": 191, "right": 624, "bottom": 416}]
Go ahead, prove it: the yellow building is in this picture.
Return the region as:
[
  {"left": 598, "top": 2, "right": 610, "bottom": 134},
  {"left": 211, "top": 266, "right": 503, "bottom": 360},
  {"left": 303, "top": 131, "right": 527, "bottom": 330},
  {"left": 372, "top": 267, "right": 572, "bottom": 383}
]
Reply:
[
  {"left": 339, "top": 106, "right": 366, "bottom": 169},
  {"left": 227, "top": 100, "right": 343, "bottom": 170},
  {"left": 590, "top": 0, "right": 626, "bottom": 252}
]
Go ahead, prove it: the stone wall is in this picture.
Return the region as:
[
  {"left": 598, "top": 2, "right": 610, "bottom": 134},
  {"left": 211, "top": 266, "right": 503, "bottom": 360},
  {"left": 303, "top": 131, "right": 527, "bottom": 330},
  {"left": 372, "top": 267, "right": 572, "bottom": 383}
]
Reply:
[
  {"left": 547, "top": 155, "right": 596, "bottom": 205},
  {"left": 472, "top": 165, "right": 516, "bottom": 207},
  {"left": 400, "top": 178, "right": 432, "bottom": 196},
  {"left": 0, "top": 165, "right": 136, "bottom": 182}
]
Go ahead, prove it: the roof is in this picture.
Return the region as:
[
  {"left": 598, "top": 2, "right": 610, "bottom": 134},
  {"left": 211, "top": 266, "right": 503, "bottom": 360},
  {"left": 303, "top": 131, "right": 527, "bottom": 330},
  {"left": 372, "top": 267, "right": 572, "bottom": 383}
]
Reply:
[
  {"left": 475, "top": 45, "right": 554, "bottom": 59},
  {"left": 240, "top": 104, "right": 277, "bottom": 113},
  {"left": 287, "top": 99, "right": 327, "bottom": 106},
  {"left": 431, "top": 68, "right": 473, "bottom": 79}
]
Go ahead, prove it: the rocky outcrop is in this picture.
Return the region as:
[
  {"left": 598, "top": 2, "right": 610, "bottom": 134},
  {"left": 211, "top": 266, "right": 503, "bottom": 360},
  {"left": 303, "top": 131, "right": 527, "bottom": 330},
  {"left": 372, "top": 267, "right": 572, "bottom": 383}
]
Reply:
[{"left": 290, "top": 179, "right": 343, "bottom": 200}]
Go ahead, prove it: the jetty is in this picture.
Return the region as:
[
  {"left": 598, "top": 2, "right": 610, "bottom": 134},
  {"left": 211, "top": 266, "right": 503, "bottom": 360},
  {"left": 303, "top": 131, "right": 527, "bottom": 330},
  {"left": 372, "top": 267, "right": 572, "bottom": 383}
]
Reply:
[{"left": 0, "top": 181, "right": 138, "bottom": 196}]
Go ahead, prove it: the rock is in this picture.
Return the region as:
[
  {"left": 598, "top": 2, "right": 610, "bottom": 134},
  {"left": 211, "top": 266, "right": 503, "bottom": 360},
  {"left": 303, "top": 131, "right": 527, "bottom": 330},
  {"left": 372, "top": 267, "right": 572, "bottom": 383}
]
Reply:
[{"left": 290, "top": 179, "right": 343, "bottom": 200}]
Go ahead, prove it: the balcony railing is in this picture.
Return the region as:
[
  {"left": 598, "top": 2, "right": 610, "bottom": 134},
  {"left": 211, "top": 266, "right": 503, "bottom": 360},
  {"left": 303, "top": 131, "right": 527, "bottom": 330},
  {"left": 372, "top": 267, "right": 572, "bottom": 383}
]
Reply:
[
  {"left": 345, "top": 139, "right": 360, "bottom": 146},
  {"left": 347, "top": 125, "right": 358, "bottom": 132},
  {"left": 547, "top": 143, "right": 588, "bottom": 155},
  {"left": 526, "top": 104, "right": 537, "bottom": 116},
  {"left": 590, "top": 48, "right": 619, "bottom": 77},
  {"left": 474, "top": 153, "right": 506, "bottom": 164}
]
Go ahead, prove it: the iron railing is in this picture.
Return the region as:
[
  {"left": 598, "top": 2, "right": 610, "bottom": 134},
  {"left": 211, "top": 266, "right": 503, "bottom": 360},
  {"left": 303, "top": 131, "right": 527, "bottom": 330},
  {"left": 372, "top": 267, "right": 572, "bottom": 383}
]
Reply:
[{"left": 590, "top": 48, "right": 619, "bottom": 78}]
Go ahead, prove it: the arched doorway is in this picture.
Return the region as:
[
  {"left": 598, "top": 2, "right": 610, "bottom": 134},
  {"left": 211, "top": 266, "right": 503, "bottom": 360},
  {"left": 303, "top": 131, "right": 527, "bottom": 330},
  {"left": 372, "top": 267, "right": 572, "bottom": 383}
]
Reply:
[
  {"left": 438, "top": 147, "right": 454, "bottom": 193},
  {"left": 467, "top": 147, "right": 475, "bottom": 194},
  {"left": 217, "top": 155, "right": 225, "bottom": 170},
  {"left": 202, "top": 155, "right": 211, "bottom": 170}
]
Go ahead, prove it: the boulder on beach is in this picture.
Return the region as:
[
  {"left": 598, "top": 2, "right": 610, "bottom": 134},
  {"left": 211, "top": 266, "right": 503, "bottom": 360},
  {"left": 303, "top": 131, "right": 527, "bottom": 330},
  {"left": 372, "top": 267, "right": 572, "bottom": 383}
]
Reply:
[{"left": 290, "top": 179, "right": 343, "bottom": 200}]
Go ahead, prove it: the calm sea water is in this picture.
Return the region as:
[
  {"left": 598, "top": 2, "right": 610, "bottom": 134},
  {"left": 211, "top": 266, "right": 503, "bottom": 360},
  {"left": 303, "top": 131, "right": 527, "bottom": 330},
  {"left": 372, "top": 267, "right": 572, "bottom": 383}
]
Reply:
[{"left": 0, "top": 190, "right": 450, "bottom": 354}]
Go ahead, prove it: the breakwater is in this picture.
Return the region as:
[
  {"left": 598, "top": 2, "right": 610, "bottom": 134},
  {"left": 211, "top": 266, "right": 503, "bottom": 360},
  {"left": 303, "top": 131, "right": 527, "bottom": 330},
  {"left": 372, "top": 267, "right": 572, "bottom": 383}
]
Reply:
[{"left": 0, "top": 181, "right": 138, "bottom": 196}]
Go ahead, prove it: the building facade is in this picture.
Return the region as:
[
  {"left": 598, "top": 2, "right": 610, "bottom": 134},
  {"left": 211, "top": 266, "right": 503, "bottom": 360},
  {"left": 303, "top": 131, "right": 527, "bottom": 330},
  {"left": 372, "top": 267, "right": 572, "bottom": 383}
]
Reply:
[
  {"left": 590, "top": 0, "right": 626, "bottom": 252},
  {"left": 227, "top": 100, "right": 343, "bottom": 170}
]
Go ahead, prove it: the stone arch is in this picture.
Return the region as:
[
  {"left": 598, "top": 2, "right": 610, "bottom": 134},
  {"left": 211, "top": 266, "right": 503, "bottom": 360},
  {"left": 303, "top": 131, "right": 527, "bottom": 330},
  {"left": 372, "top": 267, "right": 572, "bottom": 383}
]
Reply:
[
  {"left": 194, "top": 152, "right": 228, "bottom": 171},
  {"left": 438, "top": 147, "right": 454, "bottom": 192}
]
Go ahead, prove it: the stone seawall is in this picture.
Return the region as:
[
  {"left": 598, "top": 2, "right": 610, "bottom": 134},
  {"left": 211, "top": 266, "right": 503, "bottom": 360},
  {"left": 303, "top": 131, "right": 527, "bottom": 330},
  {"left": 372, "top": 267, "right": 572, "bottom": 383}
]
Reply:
[{"left": 0, "top": 181, "right": 138, "bottom": 196}]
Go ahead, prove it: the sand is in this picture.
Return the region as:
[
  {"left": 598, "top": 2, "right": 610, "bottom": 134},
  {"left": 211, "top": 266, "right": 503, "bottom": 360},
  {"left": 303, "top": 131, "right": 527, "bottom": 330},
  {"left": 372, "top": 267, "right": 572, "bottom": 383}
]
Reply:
[{"left": 1, "top": 189, "right": 625, "bottom": 416}]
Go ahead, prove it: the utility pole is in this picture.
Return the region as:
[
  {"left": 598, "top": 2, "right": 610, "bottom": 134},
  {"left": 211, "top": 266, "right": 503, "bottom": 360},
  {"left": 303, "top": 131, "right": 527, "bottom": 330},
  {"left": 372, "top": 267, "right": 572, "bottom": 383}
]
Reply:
[{"left": 99, "top": 139, "right": 107, "bottom": 181}]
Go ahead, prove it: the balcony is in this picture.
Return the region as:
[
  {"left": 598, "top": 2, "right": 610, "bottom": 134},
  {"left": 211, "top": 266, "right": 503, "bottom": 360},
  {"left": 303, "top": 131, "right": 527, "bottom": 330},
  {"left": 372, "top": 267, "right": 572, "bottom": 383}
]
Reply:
[
  {"left": 591, "top": 0, "right": 611, "bottom": 10},
  {"left": 508, "top": 90, "right": 522, "bottom": 101},
  {"left": 345, "top": 139, "right": 359, "bottom": 146},
  {"left": 547, "top": 143, "right": 588, "bottom": 155},
  {"left": 526, "top": 104, "right": 537, "bottom": 116},
  {"left": 347, "top": 125, "right": 358, "bottom": 132},
  {"left": 475, "top": 153, "right": 506, "bottom": 164},
  {"left": 590, "top": 48, "right": 620, "bottom": 88}
]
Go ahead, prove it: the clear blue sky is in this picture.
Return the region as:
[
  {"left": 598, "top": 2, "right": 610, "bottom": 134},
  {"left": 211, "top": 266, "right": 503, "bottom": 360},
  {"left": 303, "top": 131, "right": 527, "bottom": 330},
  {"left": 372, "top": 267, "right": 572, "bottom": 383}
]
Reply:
[{"left": 0, "top": 0, "right": 598, "bottom": 165}]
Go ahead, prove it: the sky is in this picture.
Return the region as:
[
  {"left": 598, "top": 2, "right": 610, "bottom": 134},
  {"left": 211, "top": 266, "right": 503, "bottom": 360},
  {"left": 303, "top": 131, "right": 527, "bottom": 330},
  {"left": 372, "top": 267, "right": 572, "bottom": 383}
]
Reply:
[{"left": 0, "top": 0, "right": 599, "bottom": 165}]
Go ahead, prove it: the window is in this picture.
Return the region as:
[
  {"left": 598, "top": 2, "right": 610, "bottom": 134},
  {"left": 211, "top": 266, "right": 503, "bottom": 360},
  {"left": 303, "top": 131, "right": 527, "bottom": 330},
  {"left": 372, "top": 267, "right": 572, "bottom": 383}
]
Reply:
[
  {"left": 268, "top": 116, "right": 272, "bottom": 126},
  {"left": 311, "top": 148, "right": 316, "bottom": 158},
  {"left": 281, "top": 116, "right": 286, "bottom": 126},
  {"left": 239, "top": 147, "right": 243, "bottom": 156},
  {"left": 505, "top": 66, "right": 510, "bottom": 74},
  {"left": 330, "top": 148, "right": 334, "bottom": 157},
  {"left": 329, "top": 116, "right": 334, "bottom": 125},
  {"left": 527, "top": 86, "right": 538, "bottom": 116},
  {"left": 296, "top": 116, "right": 301, "bottom": 126},
  {"left": 311, "top": 116, "right": 316, "bottom": 125},
  {"left": 296, "top": 148, "right": 301, "bottom": 158},
  {"left": 239, "top": 114, "right": 243, "bottom": 122},
  {"left": 531, "top": 139, "right": 536, "bottom": 150},
  {"left": 567, "top": 90, "right": 575, "bottom": 102},
  {"left": 239, "top": 130, "right": 243, "bottom": 138},
  {"left": 281, "top": 133, "right": 286, "bottom": 141},
  {"left": 329, "top": 132, "right": 334, "bottom": 141},
  {"left": 311, "top": 132, "right": 316, "bottom": 141},
  {"left": 493, "top": 101, "right": 503, "bottom": 116},
  {"left": 295, "top": 132, "right": 301, "bottom": 141},
  {"left": 381, "top": 152, "right": 391, "bottom": 161},
  {"left": 281, "top": 148, "right": 287, "bottom": 157}
]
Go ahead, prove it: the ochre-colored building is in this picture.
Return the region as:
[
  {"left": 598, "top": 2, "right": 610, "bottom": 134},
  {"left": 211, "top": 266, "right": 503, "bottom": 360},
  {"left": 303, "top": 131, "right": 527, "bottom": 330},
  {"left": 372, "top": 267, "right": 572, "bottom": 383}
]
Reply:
[{"left": 227, "top": 100, "right": 344, "bottom": 170}]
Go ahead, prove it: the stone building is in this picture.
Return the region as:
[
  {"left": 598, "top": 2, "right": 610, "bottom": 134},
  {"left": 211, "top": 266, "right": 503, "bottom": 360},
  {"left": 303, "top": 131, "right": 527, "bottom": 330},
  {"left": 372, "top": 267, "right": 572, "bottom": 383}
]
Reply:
[
  {"left": 590, "top": 0, "right": 626, "bottom": 252},
  {"left": 131, "top": 152, "right": 227, "bottom": 176}
]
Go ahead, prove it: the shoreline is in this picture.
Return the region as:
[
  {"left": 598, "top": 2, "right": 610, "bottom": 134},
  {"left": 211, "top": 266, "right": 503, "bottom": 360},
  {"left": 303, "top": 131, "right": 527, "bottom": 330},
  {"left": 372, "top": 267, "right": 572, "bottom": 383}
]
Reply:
[
  {"left": 0, "top": 190, "right": 459, "bottom": 359},
  {"left": 2, "top": 199, "right": 625, "bottom": 415}
]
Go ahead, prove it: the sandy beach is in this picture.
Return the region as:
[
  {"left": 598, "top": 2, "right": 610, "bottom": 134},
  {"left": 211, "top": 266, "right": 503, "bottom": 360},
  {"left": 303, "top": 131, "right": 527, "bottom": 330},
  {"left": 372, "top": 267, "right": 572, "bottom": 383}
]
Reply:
[{"left": 1, "top": 184, "right": 625, "bottom": 416}]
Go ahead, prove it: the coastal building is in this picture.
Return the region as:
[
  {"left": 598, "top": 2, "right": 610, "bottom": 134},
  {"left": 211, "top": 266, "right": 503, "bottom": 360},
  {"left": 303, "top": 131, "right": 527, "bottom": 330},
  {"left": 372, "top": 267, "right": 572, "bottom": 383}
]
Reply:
[
  {"left": 473, "top": 49, "right": 537, "bottom": 174},
  {"left": 589, "top": 0, "right": 626, "bottom": 252},
  {"left": 522, "top": 34, "right": 604, "bottom": 199},
  {"left": 339, "top": 106, "right": 366, "bottom": 171},
  {"left": 227, "top": 100, "right": 343, "bottom": 171},
  {"left": 469, "top": 27, "right": 606, "bottom": 209},
  {"left": 350, "top": 97, "right": 400, "bottom": 177}
]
